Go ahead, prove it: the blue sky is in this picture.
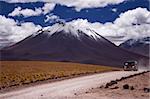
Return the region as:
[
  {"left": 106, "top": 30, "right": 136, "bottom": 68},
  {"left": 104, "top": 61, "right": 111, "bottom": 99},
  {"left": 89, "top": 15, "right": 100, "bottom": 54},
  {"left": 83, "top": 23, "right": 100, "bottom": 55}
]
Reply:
[
  {"left": 0, "top": 0, "right": 149, "bottom": 26},
  {"left": 0, "top": 0, "right": 150, "bottom": 48}
]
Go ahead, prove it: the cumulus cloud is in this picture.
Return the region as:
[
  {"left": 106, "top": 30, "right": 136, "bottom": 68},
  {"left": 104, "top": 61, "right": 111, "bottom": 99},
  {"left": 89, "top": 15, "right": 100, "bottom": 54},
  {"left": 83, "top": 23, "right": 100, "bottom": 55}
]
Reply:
[
  {"left": 8, "top": 7, "right": 42, "bottom": 17},
  {"left": 114, "top": 7, "right": 150, "bottom": 26},
  {"left": 9, "top": 3, "right": 56, "bottom": 17},
  {"left": 42, "top": 3, "right": 56, "bottom": 14},
  {"left": 3, "top": 0, "right": 126, "bottom": 11},
  {"left": 52, "top": 0, "right": 125, "bottom": 11},
  {"left": 63, "top": 7, "right": 150, "bottom": 45},
  {"left": 0, "top": 15, "right": 41, "bottom": 48},
  {"left": 44, "top": 14, "right": 65, "bottom": 23},
  {"left": 111, "top": 8, "right": 117, "bottom": 12}
]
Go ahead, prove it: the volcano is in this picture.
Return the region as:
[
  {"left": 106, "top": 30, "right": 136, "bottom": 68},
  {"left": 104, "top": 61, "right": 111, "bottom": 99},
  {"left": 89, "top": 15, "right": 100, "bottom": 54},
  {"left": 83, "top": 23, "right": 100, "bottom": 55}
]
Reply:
[
  {"left": 1, "top": 23, "right": 149, "bottom": 67},
  {"left": 120, "top": 37, "right": 150, "bottom": 57}
]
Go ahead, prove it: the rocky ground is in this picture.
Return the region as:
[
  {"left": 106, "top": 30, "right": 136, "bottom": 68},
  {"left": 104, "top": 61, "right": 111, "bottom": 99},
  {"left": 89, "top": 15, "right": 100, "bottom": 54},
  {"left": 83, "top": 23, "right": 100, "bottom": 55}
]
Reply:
[{"left": 73, "top": 71, "right": 150, "bottom": 99}]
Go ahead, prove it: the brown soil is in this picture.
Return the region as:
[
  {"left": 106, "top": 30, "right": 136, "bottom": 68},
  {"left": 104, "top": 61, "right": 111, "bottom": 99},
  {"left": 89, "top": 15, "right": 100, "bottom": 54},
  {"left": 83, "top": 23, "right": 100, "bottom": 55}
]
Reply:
[{"left": 74, "top": 72, "right": 150, "bottom": 99}]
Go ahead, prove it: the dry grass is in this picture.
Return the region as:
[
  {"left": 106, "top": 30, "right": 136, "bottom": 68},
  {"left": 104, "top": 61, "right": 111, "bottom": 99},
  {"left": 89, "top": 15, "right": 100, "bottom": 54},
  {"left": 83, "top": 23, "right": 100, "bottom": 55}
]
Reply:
[{"left": 0, "top": 61, "right": 118, "bottom": 89}]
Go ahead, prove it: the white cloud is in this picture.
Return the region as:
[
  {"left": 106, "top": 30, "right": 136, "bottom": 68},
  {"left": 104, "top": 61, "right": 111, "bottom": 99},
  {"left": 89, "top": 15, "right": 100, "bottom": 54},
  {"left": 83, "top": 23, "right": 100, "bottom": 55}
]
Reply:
[
  {"left": 44, "top": 14, "right": 65, "bottom": 23},
  {"left": 45, "top": 14, "right": 59, "bottom": 22},
  {"left": 112, "top": 8, "right": 117, "bottom": 12},
  {"left": 52, "top": 0, "right": 125, "bottom": 11},
  {"left": 0, "top": 15, "right": 41, "bottom": 48},
  {"left": 9, "top": 3, "right": 56, "bottom": 17},
  {"left": 8, "top": 7, "right": 42, "bottom": 17},
  {"left": 114, "top": 7, "right": 150, "bottom": 26},
  {"left": 42, "top": 3, "right": 56, "bottom": 14},
  {"left": 4, "top": 0, "right": 126, "bottom": 11},
  {"left": 61, "top": 7, "right": 150, "bottom": 45}
]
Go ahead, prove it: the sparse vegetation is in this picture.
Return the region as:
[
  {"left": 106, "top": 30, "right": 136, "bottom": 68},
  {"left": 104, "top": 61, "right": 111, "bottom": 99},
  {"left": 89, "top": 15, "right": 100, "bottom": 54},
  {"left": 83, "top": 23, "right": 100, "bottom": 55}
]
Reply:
[{"left": 0, "top": 61, "right": 118, "bottom": 89}]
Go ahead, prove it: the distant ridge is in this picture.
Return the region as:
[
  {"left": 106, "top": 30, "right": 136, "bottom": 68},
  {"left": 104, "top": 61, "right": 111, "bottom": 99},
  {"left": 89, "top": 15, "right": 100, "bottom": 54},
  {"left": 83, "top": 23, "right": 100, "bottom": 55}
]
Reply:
[{"left": 120, "top": 37, "right": 150, "bottom": 57}]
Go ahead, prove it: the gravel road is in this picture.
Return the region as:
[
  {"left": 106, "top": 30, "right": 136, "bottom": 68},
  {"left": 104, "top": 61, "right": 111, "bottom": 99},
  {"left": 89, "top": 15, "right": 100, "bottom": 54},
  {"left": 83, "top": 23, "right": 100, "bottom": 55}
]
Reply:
[{"left": 0, "top": 70, "right": 145, "bottom": 99}]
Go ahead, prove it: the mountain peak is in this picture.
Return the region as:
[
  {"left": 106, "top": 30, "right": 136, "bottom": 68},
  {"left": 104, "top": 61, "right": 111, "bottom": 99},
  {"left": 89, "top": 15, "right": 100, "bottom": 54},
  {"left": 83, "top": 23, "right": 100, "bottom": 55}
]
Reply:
[{"left": 33, "top": 22, "right": 101, "bottom": 40}]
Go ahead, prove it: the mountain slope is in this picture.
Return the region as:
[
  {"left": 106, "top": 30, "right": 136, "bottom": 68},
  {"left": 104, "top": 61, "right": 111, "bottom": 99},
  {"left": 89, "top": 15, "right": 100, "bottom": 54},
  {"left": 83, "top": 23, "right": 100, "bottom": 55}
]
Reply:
[
  {"left": 120, "top": 37, "right": 150, "bottom": 57},
  {"left": 1, "top": 23, "right": 149, "bottom": 67}
]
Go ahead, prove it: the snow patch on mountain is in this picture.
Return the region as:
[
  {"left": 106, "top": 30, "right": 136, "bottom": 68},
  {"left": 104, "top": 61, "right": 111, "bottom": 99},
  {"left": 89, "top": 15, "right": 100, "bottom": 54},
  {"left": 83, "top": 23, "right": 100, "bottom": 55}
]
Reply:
[
  {"left": 121, "top": 37, "right": 150, "bottom": 46},
  {"left": 33, "top": 22, "right": 102, "bottom": 40}
]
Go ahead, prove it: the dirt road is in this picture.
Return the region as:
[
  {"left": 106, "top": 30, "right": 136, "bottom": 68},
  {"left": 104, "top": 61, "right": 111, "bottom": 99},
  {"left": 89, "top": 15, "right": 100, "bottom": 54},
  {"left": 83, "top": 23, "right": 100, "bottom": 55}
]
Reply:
[
  {"left": 74, "top": 71, "right": 150, "bottom": 99},
  {"left": 0, "top": 70, "right": 146, "bottom": 99}
]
